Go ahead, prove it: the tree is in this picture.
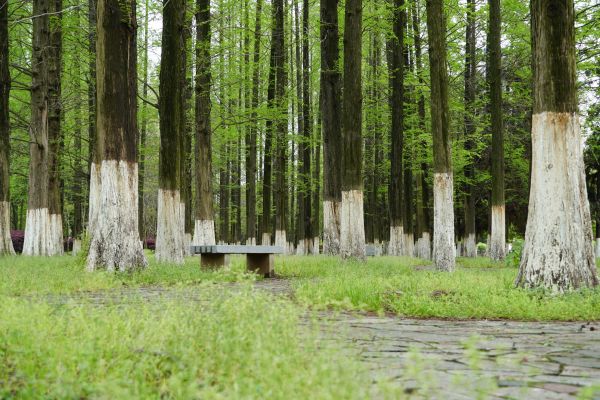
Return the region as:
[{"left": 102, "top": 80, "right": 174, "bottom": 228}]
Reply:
[
  {"left": 138, "top": 0, "right": 150, "bottom": 242},
  {"left": 0, "top": 0, "right": 15, "bottom": 255},
  {"left": 87, "top": 0, "right": 147, "bottom": 271},
  {"left": 426, "top": 0, "right": 454, "bottom": 271},
  {"left": 193, "top": 0, "right": 215, "bottom": 245},
  {"left": 488, "top": 0, "right": 505, "bottom": 261},
  {"left": 515, "top": 0, "right": 598, "bottom": 290},
  {"left": 156, "top": 0, "right": 186, "bottom": 263},
  {"left": 463, "top": 0, "right": 477, "bottom": 257},
  {"left": 320, "top": 0, "right": 342, "bottom": 255},
  {"left": 388, "top": 0, "right": 405, "bottom": 256},
  {"left": 340, "top": 0, "right": 365, "bottom": 260}
]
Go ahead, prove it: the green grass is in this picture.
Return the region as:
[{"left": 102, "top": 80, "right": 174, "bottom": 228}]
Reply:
[
  {"left": 278, "top": 255, "right": 600, "bottom": 321},
  {"left": 0, "top": 253, "right": 253, "bottom": 296},
  {"left": 0, "top": 286, "right": 385, "bottom": 399}
]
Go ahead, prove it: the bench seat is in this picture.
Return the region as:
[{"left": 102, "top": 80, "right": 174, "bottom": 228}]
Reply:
[{"left": 191, "top": 245, "right": 284, "bottom": 278}]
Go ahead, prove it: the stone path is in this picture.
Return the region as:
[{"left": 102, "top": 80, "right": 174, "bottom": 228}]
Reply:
[{"left": 37, "top": 279, "right": 600, "bottom": 398}]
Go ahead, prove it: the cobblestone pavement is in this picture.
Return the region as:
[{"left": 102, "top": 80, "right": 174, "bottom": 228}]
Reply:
[{"left": 37, "top": 279, "right": 600, "bottom": 399}]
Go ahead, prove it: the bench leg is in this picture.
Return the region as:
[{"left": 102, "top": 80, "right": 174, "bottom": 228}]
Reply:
[
  {"left": 246, "top": 253, "right": 274, "bottom": 278},
  {"left": 201, "top": 254, "right": 229, "bottom": 269}
]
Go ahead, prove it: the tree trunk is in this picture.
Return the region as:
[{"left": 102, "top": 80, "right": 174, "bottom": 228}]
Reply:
[
  {"left": 312, "top": 93, "right": 322, "bottom": 254},
  {"left": 388, "top": 0, "right": 405, "bottom": 256},
  {"left": 426, "top": 0, "right": 454, "bottom": 271},
  {"left": 156, "top": 0, "right": 186, "bottom": 263},
  {"left": 300, "top": 0, "right": 312, "bottom": 254},
  {"left": 24, "top": 0, "right": 52, "bottom": 256},
  {"left": 87, "top": 0, "right": 97, "bottom": 236},
  {"left": 320, "top": 0, "right": 342, "bottom": 255},
  {"left": 87, "top": 0, "right": 147, "bottom": 271},
  {"left": 340, "top": 0, "right": 365, "bottom": 260},
  {"left": 0, "top": 0, "right": 14, "bottom": 255},
  {"left": 488, "top": 0, "right": 505, "bottom": 261},
  {"left": 138, "top": 0, "right": 149, "bottom": 243},
  {"left": 516, "top": 0, "right": 598, "bottom": 290},
  {"left": 193, "top": 0, "right": 216, "bottom": 246},
  {"left": 72, "top": 7, "right": 84, "bottom": 242},
  {"left": 463, "top": 0, "right": 477, "bottom": 257}
]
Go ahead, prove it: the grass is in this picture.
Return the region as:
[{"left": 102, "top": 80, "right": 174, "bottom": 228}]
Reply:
[{"left": 277, "top": 255, "right": 600, "bottom": 321}]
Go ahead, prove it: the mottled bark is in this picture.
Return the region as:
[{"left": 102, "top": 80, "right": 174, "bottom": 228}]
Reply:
[
  {"left": 516, "top": 0, "right": 597, "bottom": 290},
  {"left": 426, "top": 0, "right": 454, "bottom": 271}
]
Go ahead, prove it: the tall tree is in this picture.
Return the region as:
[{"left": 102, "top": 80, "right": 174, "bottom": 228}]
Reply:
[
  {"left": 488, "top": 0, "right": 505, "bottom": 261},
  {"left": 47, "top": 0, "right": 63, "bottom": 255},
  {"left": 426, "top": 0, "right": 454, "bottom": 271},
  {"left": 273, "top": 0, "right": 288, "bottom": 249},
  {"left": 340, "top": 0, "right": 365, "bottom": 259},
  {"left": 87, "top": 0, "right": 97, "bottom": 233},
  {"left": 388, "top": 0, "right": 405, "bottom": 256},
  {"left": 299, "top": 0, "right": 312, "bottom": 254},
  {"left": 138, "top": 0, "right": 150, "bottom": 242},
  {"left": 245, "top": 0, "right": 263, "bottom": 245},
  {"left": 87, "top": 0, "right": 147, "bottom": 271},
  {"left": 463, "top": 0, "right": 477, "bottom": 257},
  {"left": 23, "top": 0, "right": 52, "bottom": 255},
  {"left": 193, "top": 0, "right": 216, "bottom": 245},
  {"left": 0, "top": 0, "right": 15, "bottom": 255},
  {"left": 320, "top": 0, "right": 342, "bottom": 255},
  {"left": 515, "top": 0, "right": 598, "bottom": 290}
]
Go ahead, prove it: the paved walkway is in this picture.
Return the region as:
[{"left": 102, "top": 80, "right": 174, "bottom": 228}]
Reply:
[{"left": 39, "top": 279, "right": 600, "bottom": 398}]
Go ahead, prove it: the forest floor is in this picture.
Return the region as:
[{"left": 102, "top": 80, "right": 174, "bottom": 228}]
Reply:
[{"left": 1, "top": 254, "right": 600, "bottom": 398}]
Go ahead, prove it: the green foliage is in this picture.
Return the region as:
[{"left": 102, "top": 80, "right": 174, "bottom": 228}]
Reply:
[{"left": 278, "top": 256, "right": 600, "bottom": 321}]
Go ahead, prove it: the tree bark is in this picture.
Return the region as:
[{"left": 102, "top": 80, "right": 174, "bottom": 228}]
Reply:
[
  {"left": 87, "top": 0, "right": 147, "bottom": 271},
  {"left": 488, "top": 0, "right": 505, "bottom": 261},
  {"left": 388, "top": 0, "right": 405, "bottom": 256},
  {"left": 193, "top": 0, "right": 216, "bottom": 245},
  {"left": 426, "top": 0, "right": 455, "bottom": 271},
  {"left": 0, "top": 0, "right": 15, "bottom": 255},
  {"left": 320, "top": 0, "right": 341, "bottom": 255},
  {"left": 516, "top": 0, "right": 598, "bottom": 290},
  {"left": 87, "top": 0, "right": 97, "bottom": 235},
  {"left": 463, "top": 0, "right": 477, "bottom": 257},
  {"left": 299, "top": 0, "right": 312, "bottom": 254},
  {"left": 138, "top": 0, "right": 149, "bottom": 243},
  {"left": 340, "top": 0, "right": 365, "bottom": 260}
]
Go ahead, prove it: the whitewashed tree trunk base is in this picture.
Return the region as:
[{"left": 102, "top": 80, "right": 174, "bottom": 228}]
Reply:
[
  {"left": 87, "top": 160, "right": 147, "bottom": 271},
  {"left": 404, "top": 233, "right": 414, "bottom": 257},
  {"left": 49, "top": 213, "right": 63, "bottom": 256},
  {"left": 261, "top": 232, "right": 271, "bottom": 246},
  {"left": 416, "top": 232, "right": 431, "bottom": 260},
  {"left": 296, "top": 239, "right": 305, "bottom": 255},
  {"left": 88, "top": 162, "right": 101, "bottom": 236},
  {"left": 323, "top": 200, "right": 341, "bottom": 255},
  {"left": 72, "top": 239, "right": 82, "bottom": 256},
  {"left": 155, "top": 189, "right": 185, "bottom": 264},
  {"left": 192, "top": 219, "right": 216, "bottom": 246},
  {"left": 184, "top": 233, "right": 192, "bottom": 256},
  {"left": 489, "top": 204, "right": 506, "bottom": 261},
  {"left": 596, "top": 239, "right": 600, "bottom": 259},
  {"left": 275, "top": 230, "right": 287, "bottom": 253},
  {"left": 23, "top": 208, "right": 51, "bottom": 256},
  {"left": 0, "top": 201, "right": 15, "bottom": 255},
  {"left": 517, "top": 112, "right": 598, "bottom": 290},
  {"left": 388, "top": 226, "right": 404, "bottom": 256},
  {"left": 433, "top": 173, "right": 455, "bottom": 271},
  {"left": 340, "top": 190, "right": 366, "bottom": 260},
  {"left": 312, "top": 236, "right": 320, "bottom": 254},
  {"left": 287, "top": 242, "right": 295, "bottom": 254},
  {"left": 464, "top": 233, "right": 477, "bottom": 257},
  {"left": 246, "top": 237, "right": 256, "bottom": 246}
]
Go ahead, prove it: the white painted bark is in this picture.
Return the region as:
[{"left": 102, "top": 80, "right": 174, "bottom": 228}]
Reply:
[
  {"left": 432, "top": 173, "right": 455, "bottom": 271},
  {"left": 296, "top": 239, "right": 306, "bottom": 255},
  {"left": 23, "top": 208, "right": 51, "bottom": 256},
  {"left": 340, "top": 190, "right": 366, "bottom": 260},
  {"left": 275, "top": 229, "right": 286, "bottom": 253},
  {"left": 246, "top": 237, "right": 256, "bottom": 246},
  {"left": 489, "top": 204, "right": 506, "bottom": 261},
  {"left": 404, "top": 233, "right": 414, "bottom": 257},
  {"left": 184, "top": 233, "right": 192, "bottom": 256},
  {"left": 87, "top": 160, "right": 147, "bottom": 271},
  {"left": 192, "top": 219, "right": 216, "bottom": 245},
  {"left": 48, "top": 213, "right": 63, "bottom": 256},
  {"left": 517, "top": 112, "right": 598, "bottom": 290},
  {"left": 261, "top": 232, "right": 271, "bottom": 246},
  {"left": 287, "top": 242, "right": 295, "bottom": 254},
  {"left": 72, "top": 239, "right": 82, "bottom": 256},
  {"left": 416, "top": 232, "right": 431, "bottom": 260},
  {"left": 464, "top": 233, "right": 477, "bottom": 258},
  {"left": 155, "top": 189, "right": 185, "bottom": 264},
  {"left": 323, "top": 200, "right": 341, "bottom": 255},
  {"left": 0, "top": 201, "right": 15, "bottom": 255},
  {"left": 596, "top": 239, "right": 600, "bottom": 259},
  {"left": 312, "top": 236, "right": 320, "bottom": 254},
  {"left": 388, "top": 225, "right": 404, "bottom": 256},
  {"left": 87, "top": 162, "right": 101, "bottom": 236}
]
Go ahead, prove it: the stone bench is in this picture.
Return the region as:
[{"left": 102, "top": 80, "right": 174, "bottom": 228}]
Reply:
[{"left": 190, "top": 245, "right": 284, "bottom": 278}]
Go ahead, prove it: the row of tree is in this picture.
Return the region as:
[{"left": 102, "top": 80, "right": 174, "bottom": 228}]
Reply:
[{"left": 1, "top": 0, "right": 599, "bottom": 290}]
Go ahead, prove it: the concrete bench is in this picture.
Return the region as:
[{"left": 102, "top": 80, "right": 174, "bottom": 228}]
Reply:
[{"left": 190, "top": 245, "right": 284, "bottom": 278}]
